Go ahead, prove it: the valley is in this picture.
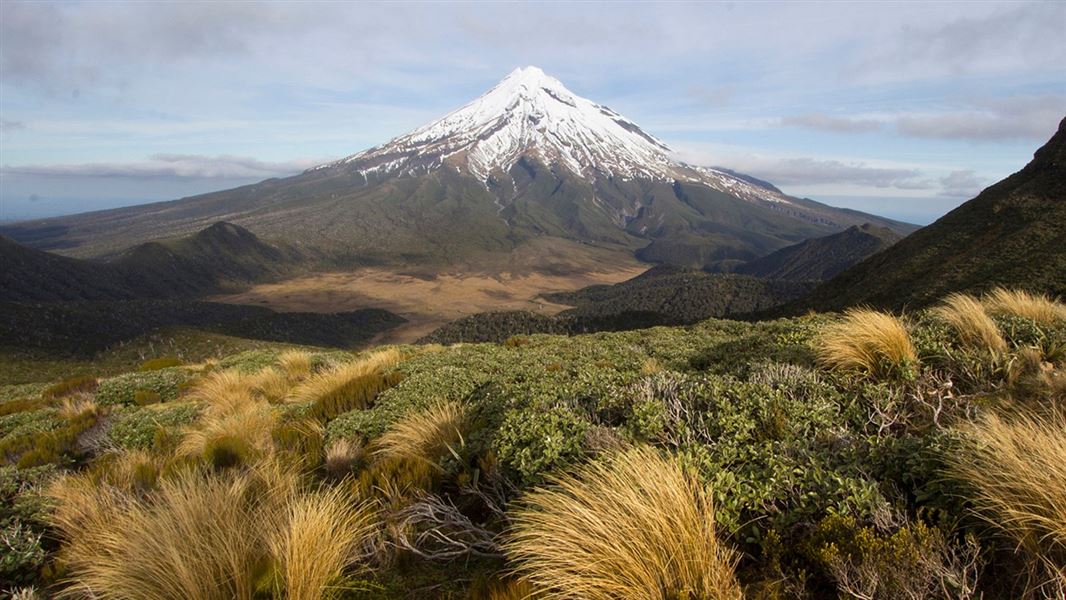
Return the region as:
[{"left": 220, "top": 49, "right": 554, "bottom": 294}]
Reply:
[{"left": 210, "top": 263, "right": 649, "bottom": 343}]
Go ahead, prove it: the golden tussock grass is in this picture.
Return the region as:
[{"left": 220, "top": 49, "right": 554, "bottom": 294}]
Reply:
[
  {"left": 250, "top": 367, "right": 292, "bottom": 404},
  {"left": 984, "top": 287, "right": 1066, "bottom": 324},
  {"left": 373, "top": 400, "right": 468, "bottom": 469},
  {"left": 177, "top": 403, "right": 277, "bottom": 468},
  {"left": 187, "top": 369, "right": 259, "bottom": 417},
  {"left": 947, "top": 411, "right": 1066, "bottom": 580},
  {"left": 49, "top": 460, "right": 376, "bottom": 600},
  {"left": 290, "top": 348, "right": 403, "bottom": 419},
  {"left": 505, "top": 445, "right": 743, "bottom": 600},
  {"left": 266, "top": 484, "right": 377, "bottom": 600},
  {"left": 57, "top": 394, "right": 99, "bottom": 421},
  {"left": 277, "top": 350, "right": 313, "bottom": 380},
  {"left": 933, "top": 293, "right": 1008, "bottom": 358},
  {"left": 817, "top": 308, "right": 918, "bottom": 379},
  {"left": 479, "top": 578, "right": 540, "bottom": 600},
  {"left": 325, "top": 438, "right": 364, "bottom": 478}
]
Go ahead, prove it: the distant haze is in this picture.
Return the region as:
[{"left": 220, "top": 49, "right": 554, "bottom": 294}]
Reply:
[{"left": 2, "top": 1, "right": 1063, "bottom": 224}]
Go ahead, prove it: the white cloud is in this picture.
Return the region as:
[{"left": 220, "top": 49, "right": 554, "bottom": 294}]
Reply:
[
  {"left": 938, "top": 170, "right": 988, "bottom": 198},
  {"left": 780, "top": 113, "right": 882, "bottom": 134},
  {"left": 1, "top": 154, "right": 323, "bottom": 180}
]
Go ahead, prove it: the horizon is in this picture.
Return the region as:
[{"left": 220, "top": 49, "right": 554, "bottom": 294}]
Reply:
[{"left": 2, "top": 1, "right": 1064, "bottom": 225}]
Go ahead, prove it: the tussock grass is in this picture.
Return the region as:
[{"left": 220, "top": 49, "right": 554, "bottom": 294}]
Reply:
[
  {"left": 934, "top": 293, "right": 1008, "bottom": 358},
  {"left": 187, "top": 369, "right": 258, "bottom": 417},
  {"left": 325, "top": 438, "right": 364, "bottom": 478},
  {"left": 178, "top": 403, "right": 276, "bottom": 468},
  {"left": 250, "top": 367, "right": 292, "bottom": 404},
  {"left": 948, "top": 411, "right": 1066, "bottom": 581},
  {"left": 277, "top": 350, "right": 313, "bottom": 380},
  {"left": 266, "top": 485, "right": 376, "bottom": 600},
  {"left": 373, "top": 400, "right": 468, "bottom": 469},
  {"left": 506, "top": 445, "right": 742, "bottom": 600},
  {"left": 984, "top": 287, "right": 1066, "bottom": 324},
  {"left": 49, "top": 460, "right": 376, "bottom": 600},
  {"left": 57, "top": 394, "right": 99, "bottom": 421},
  {"left": 817, "top": 308, "right": 918, "bottom": 379},
  {"left": 291, "top": 349, "right": 403, "bottom": 419}
]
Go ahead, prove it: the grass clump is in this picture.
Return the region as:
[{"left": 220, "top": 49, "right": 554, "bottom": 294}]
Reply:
[
  {"left": 292, "top": 349, "right": 403, "bottom": 420},
  {"left": 817, "top": 308, "right": 918, "bottom": 379},
  {"left": 947, "top": 411, "right": 1066, "bottom": 583},
  {"left": 139, "top": 357, "right": 183, "bottom": 372},
  {"left": 984, "top": 287, "right": 1066, "bottom": 324},
  {"left": 48, "top": 461, "right": 377, "bottom": 600},
  {"left": 41, "top": 375, "right": 97, "bottom": 401},
  {"left": 933, "top": 293, "right": 1008, "bottom": 358},
  {"left": 373, "top": 400, "right": 468, "bottom": 470},
  {"left": 277, "top": 350, "right": 313, "bottom": 380},
  {"left": 506, "top": 445, "right": 742, "bottom": 600}
]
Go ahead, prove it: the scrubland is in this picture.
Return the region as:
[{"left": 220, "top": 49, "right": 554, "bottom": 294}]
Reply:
[{"left": 2, "top": 289, "right": 1065, "bottom": 598}]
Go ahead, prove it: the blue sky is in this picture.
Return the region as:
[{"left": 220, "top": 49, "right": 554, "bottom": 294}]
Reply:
[{"left": 1, "top": 1, "right": 1063, "bottom": 224}]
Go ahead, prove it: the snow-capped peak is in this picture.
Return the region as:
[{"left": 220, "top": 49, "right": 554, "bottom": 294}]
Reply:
[{"left": 315, "top": 67, "right": 792, "bottom": 206}]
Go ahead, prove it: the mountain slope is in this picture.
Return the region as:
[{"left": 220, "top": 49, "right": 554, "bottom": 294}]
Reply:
[
  {"left": 0, "top": 222, "right": 293, "bottom": 302},
  {"left": 0, "top": 235, "right": 141, "bottom": 302},
  {"left": 796, "top": 117, "right": 1066, "bottom": 311},
  {"left": 2, "top": 67, "right": 913, "bottom": 269},
  {"left": 734, "top": 223, "right": 902, "bottom": 281}
]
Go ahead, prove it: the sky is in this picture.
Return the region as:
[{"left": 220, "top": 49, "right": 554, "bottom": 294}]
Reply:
[{"left": 1, "top": 1, "right": 1064, "bottom": 225}]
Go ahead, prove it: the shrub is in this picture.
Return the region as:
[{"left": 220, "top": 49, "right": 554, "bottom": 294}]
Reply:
[
  {"left": 947, "top": 411, "right": 1066, "bottom": 581},
  {"left": 0, "top": 520, "right": 47, "bottom": 589},
  {"left": 933, "top": 293, "right": 1008, "bottom": 358},
  {"left": 506, "top": 446, "right": 742, "bottom": 600},
  {"left": 808, "top": 514, "right": 980, "bottom": 599},
  {"left": 818, "top": 308, "right": 918, "bottom": 379},
  {"left": 984, "top": 288, "right": 1066, "bottom": 325},
  {"left": 495, "top": 405, "right": 589, "bottom": 484},
  {"left": 106, "top": 403, "right": 200, "bottom": 450},
  {"left": 95, "top": 369, "right": 191, "bottom": 406},
  {"left": 139, "top": 357, "right": 183, "bottom": 372},
  {"left": 41, "top": 375, "right": 97, "bottom": 400},
  {"left": 373, "top": 400, "right": 468, "bottom": 470}
]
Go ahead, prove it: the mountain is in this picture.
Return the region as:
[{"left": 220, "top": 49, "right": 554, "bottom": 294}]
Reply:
[
  {"left": 1, "top": 222, "right": 292, "bottom": 302},
  {"left": 732, "top": 223, "right": 902, "bottom": 281},
  {"left": 113, "top": 221, "right": 295, "bottom": 295},
  {"left": 0, "top": 235, "right": 141, "bottom": 302},
  {"left": 795, "top": 116, "right": 1066, "bottom": 311},
  {"left": 2, "top": 67, "right": 913, "bottom": 270}
]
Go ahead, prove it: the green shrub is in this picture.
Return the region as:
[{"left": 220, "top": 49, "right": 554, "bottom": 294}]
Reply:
[
  {"left": 139, "top": 357, "right": 183, "bottom": 371},
  {"left": 106, "top": 403, "right": 200, "bottom": 450},
  {"left": 0, "top": 521, "right": 47, "bottom": 588},
  {"left": 495, "top": 405, "right": 590, "bottom": 484},
  {"left": 95, "top": 368, "right": 191, "bottom": 406},
  {"left": 40, "top": 375, "right": 97, "bottom": 400}
]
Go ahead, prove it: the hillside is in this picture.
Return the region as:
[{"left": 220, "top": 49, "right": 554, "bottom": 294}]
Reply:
[
  {"left": 0, "top": 222, "right": 294, "bottom": 302},
  {"left": 796, "top": 117, "right": 1066, "bottom": 311},
  {"left": 1, "top": 68, "right": 913, "bottom": 270},
  {"left": 3, "top": 290, "right": 1064, "bottom": 598},
  {"left": 112, "top": 221, "right": 297, "bottom": 295},
  {"left": 733, "top": 223, "right": 902, "bottom": 281},
  {"left": 549, "top": 266, "right": 814, "bottom": 322},
  {"left": 0, "top": 235, "right": 141, "bottom": 302}
]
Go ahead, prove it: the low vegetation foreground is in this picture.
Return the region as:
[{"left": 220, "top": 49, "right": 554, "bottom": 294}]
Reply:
[{"left": 2, "top": 288, "right": 1066, "bottom": 598}]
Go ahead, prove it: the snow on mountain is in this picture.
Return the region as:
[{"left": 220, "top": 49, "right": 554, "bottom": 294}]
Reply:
[{"left": 315, "top": 66, "right": 792, "bottom": 206}]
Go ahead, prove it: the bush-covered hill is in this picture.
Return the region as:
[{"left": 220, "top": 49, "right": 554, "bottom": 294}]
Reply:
[
  {"left": 1, "top": 222, "right": 298, "bottom": 303},
  {"left": 3, "top": 288, "right": 1064, "bottom": 598},
  {"left": 732, "top": 223, "right": 902, "bottom": 281},
  {"left": 795, "top": 117, "right": 1066, "bottom": 312},
  {"left": 0, "top": 300, "right": 405, "bottom": 355}
]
